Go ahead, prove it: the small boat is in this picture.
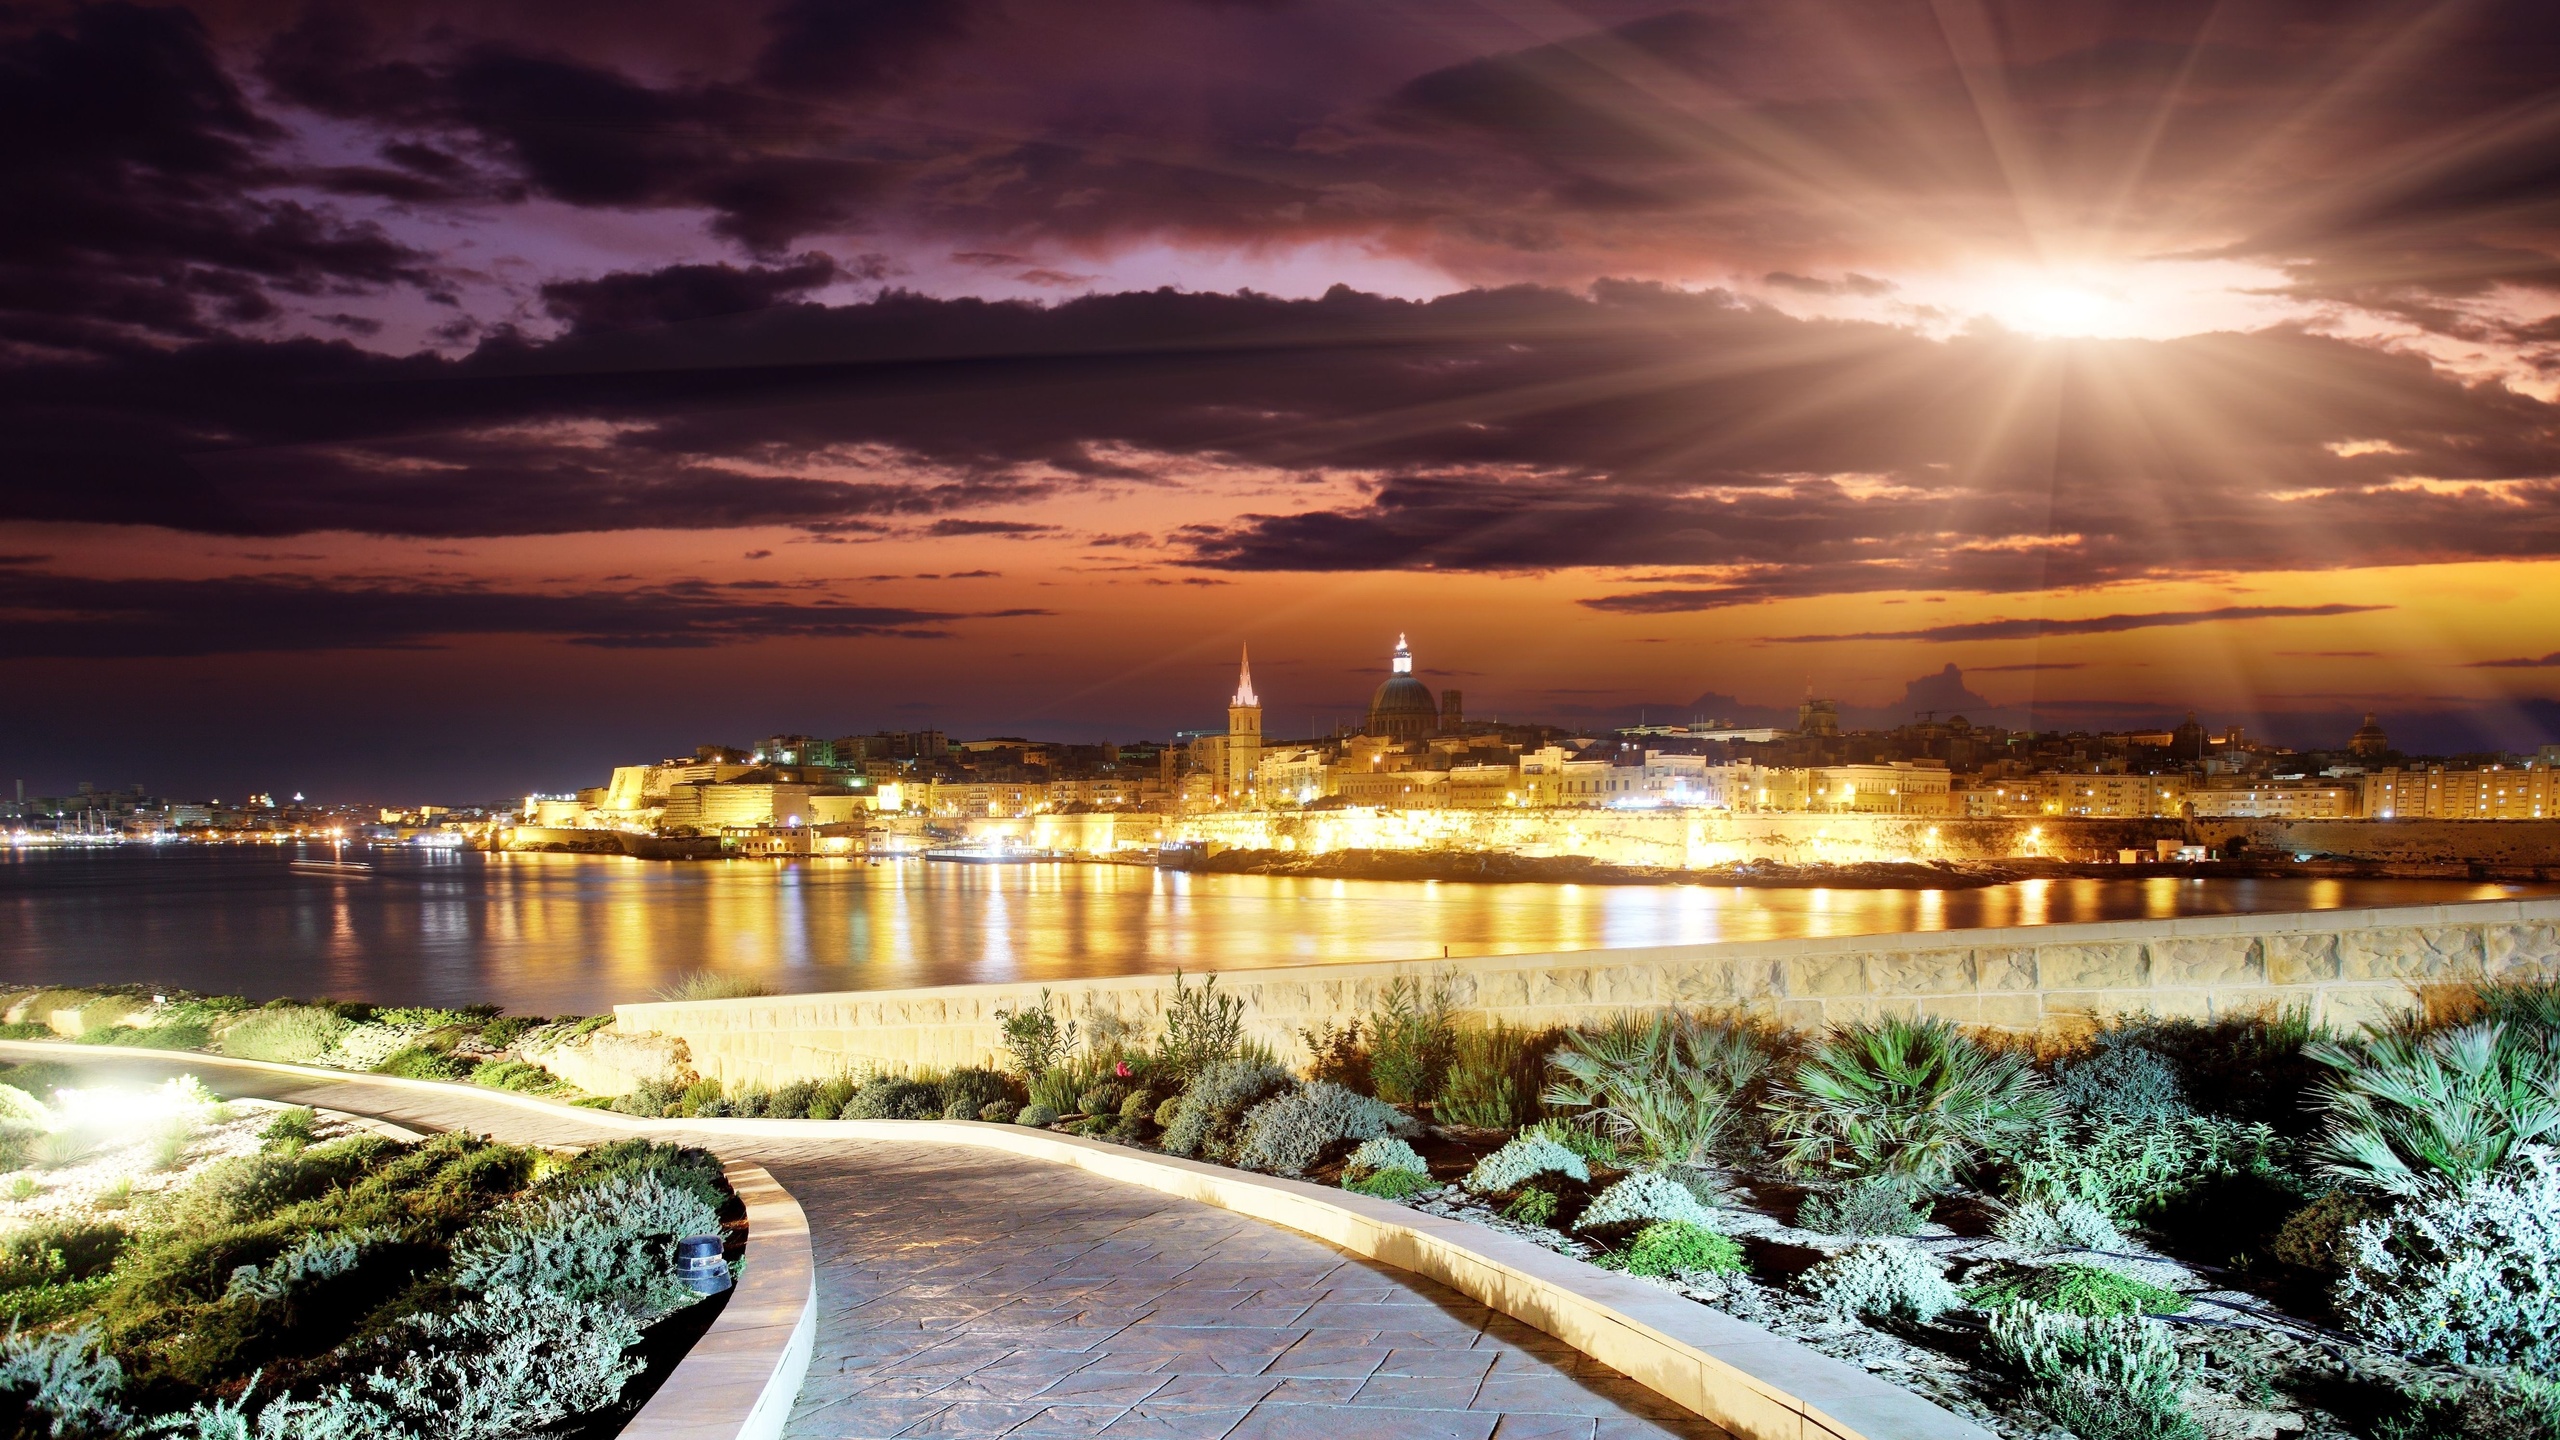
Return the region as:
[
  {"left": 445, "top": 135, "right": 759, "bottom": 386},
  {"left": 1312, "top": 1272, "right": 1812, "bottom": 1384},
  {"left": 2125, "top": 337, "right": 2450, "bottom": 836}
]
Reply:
[{"left": 291, "top": 845, "right": 375, "bottom": 877}]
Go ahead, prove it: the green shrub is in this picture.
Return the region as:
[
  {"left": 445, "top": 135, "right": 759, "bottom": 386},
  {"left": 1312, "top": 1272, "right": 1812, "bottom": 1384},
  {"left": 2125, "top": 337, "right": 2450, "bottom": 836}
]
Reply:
[
  {"left": 0, "top": 1023, "right": 51, "bottom": 1041},
  {"left": 1988, "top": 1306, "right": 2201, "bottom": 1440},
  {"left": 845, "top": 1076, "right": 941, "bottom": 1121},
  {"left": 1436, "top": 1024, "right": 1550, "bottom": 1130},
  {"left": 1234, "top": 1082, "right": 1415, "bottom": 1176},
  {"left": 477, "top": 1016, "right": 538, "bottom": 1049},
  {"left": 1297, "top": 1018, "right": 1369, "bottom": 1092},
  {"left": 548, "top": 1140, "right": 725, "bottom": 1215},
  {"left": 374, "top": 1046, "right": 470, "bottom": 1081},
  {"left": 6, "top": 1178, "right": 37, "bottom": 1203},
  {"left": 609, "top": 1078, "right": 677, "bottom": 1118},
  {"left": 1342, "top": 1136, "right": 1427, "bottom": 1179},
  {"left": 1771, "top": 1017, "right": 2050, "bottom": 1193},
  {"left": 2055, "top": 1043, "right": 2191, "bottom": 1123},
  {"left": 2091, "top": 1011, "right": 2327, "bottom": 1134},
  {"left": 2475, "top": 980, "right": 2560, "bottom": 1034},
  {"left": 1610, "top": 1221, "right": 1743, "bottom": 1278},
  {"left": 1968, "top": 1263, "right": 2188, "bottom": 1317},
  {"left": 1364, "top": 976, "right": 1457, "bottom": 1105},
  {"left": 1119, "top": 1090, "right": 1159, "bottom": 1122},
  {"left": 2265, "top": 1190, "right": 2377, "bottom": 1275},
  {"left": 650, "top": 971, "right": 772, "bottom": 1002},
  {"left": 215, "top": 1007, "right": 350, "bottom": 1064},
  {"left": 1803, "top": 1242, "right": 1961, "bottom": 1322},
  {"left": 938, "top": 1068, "right": 1012, "bottom": 1120},
  {"left": 1075, "top": 1082, "right": 1131, "bottom": 1118},
  {"left": 468, "top": 1062, "right": 556, "bottom": 1094},
  {"left": 1160, "top": 1059, "right": 1293, "bottom": 1162},
  {"left": 11, "top": 989, "right": 95, "bottom": 1031},
  {"left": 1347, "top": 1168, "right": 1436, "bottom": 1201},
  {"left": 258, "top": 1101, "right": 318, "bottom": 1147},
  {"left": 1027, "top": 1064, "right": 1087, "bottom": 1115},
  {"left": 1544, "top": 1012, "right": 1772, "bottom": 1167},
  {"left": 0, "top": 1221, "right": 127, "bottom": 1290},
  {"left": 1016, "top": 1103, "right": 1059, "bottom": 1127},
  {"left": 1796, "top": 1176, "right": 1928, "bottom": 1237},
  {"left": 675, "top": 1078, "right": 723, "bottom": 1115},
  {"left": 2308, "top": 1020, "right": 2560, "bottom": 1195},
  {"left": 34, "top": 1129, "right": 103, "bottom": 1170},
  {"left": 808, "top": 1076, "right": 856, "bottom": 1119},
  {"left": 449, "top": 1170, "right": 719, "bottom": 1319},
  {"left": 2003, "top": 1114, "right": 2292, "bottom": 1222},
  {"left": 1501, "top": 1188, "right": 1559, "bottom": 1225},
  {"left": 1155, "top": 972, "right": 1245, "bottom": 1084},
  {"left": 993, "top": 989, "right": 1079, "bottom": 1078},
  {"left": 978, "top": 1101, "right": 1015, "bottom": 1123},
  {"left": 1464, "top": 1134, "right": 1589, "bottom": 1194}
]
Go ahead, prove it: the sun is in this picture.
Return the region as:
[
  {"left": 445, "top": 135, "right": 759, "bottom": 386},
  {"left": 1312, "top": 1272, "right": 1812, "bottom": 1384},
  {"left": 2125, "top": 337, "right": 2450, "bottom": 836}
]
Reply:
[{"left": 1991, "top": 278, "right": 2128, "bottom": 338}]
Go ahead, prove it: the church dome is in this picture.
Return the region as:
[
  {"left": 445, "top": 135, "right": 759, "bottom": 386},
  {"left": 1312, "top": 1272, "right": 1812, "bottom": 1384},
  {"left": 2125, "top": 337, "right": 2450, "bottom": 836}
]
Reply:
[
  {"left": 2350, "top": 712, "right": 2389, "bottom": 759},
  {"left": 1366, "top": 634, "right": 1439, "bottom": 740}
]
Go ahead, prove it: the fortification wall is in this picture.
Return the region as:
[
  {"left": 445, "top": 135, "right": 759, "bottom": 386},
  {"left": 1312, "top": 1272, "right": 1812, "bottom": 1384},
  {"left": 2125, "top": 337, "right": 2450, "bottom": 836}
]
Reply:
[{"left": 612, "top": 897, "right": 2560, "bottom": 1087}]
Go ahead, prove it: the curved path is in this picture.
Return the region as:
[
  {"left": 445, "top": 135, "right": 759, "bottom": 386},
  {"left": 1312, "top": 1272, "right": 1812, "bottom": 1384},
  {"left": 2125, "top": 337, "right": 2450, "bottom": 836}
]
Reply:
[{"left": 5, "top": 1050, "right": 1723, "bottom": 1440}]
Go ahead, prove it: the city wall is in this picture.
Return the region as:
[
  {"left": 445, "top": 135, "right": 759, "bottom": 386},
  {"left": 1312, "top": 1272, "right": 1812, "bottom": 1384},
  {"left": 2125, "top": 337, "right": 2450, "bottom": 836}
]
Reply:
[{"left": 610, "top": 897, "right": 2560, "bottom": 1088}]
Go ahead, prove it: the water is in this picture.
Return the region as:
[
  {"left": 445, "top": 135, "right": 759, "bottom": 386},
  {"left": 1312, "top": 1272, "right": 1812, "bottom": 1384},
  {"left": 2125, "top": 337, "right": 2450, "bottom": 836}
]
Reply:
[{"left": 1, "top": 845, "right": 2544, "bottom": 1016}]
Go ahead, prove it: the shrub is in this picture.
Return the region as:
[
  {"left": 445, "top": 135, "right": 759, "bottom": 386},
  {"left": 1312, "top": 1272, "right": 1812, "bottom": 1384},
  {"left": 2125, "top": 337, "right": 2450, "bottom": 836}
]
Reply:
[
  {"left": 1156, "top": 972, "right": 1246, "bottom": 1083},
  {"left": 1159, "top": 1059, "right": 1292, "bottom": 1162},
  {"left": 993, "top": 990, "right": 1079, "bottom": 1079},
  {"left": 1769, "top": 1017, "right": 2050, "bottom": 1193},
  {"left": 844, "top": 1076, "right": 941, "bottom": 1121},
  {"left": 216, "top": 1007, "right": 350, "bottom": 1064},
  {"left": 1342, "top": 1136, "right": 1427, "bottom": 1180},
  {"left": 469, "top": 1062, "right": 555, "bottom": 1095},
  {"left": 1346, "top": 1169, "right": 1436, "bottom": 1201},
  {"left": 363, "top": 1284, "right": 652, "bottom": 1439},
  {"left": 1298, "top": 1019, "right": 1368, "bottom": 1092},
  {"left": 766, "top": 1080, "right": 815, "bottom": 1118},
  {"left": 1234, "top": 1082, "right": 1415, "bottom": 1176},
  {"left": 939, "top": 1068, "right": 1013, "bottom": 1120},
  {"left": 1076, "top": 1082, "right": 1131, "bottom": 1117},
  {"left": 1796, "top": 1176, "right": 1928, "bottom": 1237},
  {"left": 478, "top": 1016, "right": 537, "bottom": 1049},
  {"left": 1803, "top": 1242, "right": 1961, "bottom": 1322},
  {"left": 1463, "top": 1134, "right": 1589, "bottom": 1194},
  {"left": 1969, "top": 1263, "right": 2187, "bottom": 1317},
  {"left": 609, "top": 1079, "right": 676, "bottom": 1118},
  {"left": 1994, "top": 1197, "right": 2124, "bottom": 1254},
  {"left": 2003, "top": 1114, "right": 2292, "bottom": 1222},
  {"left": 374, "top": 1047, "right": 470, "bottom": 1081},
  {"left": 1575, "top": 1171, "right": 1717, "bottom": 1232},
  {"left": 650, "top": 971, "right": 772, "bottom": 1002},
  {"left": 1988, "top": 1306, "right": 2200, "bottom": 1440},
  {"left": 1436, "top": 1024, "right": 1549, "bottom": 1129},
  {"left": 2333, "top": 1144, "right": 2560, "bottom": 1369},
  {"left": 1118, "top": 1090, "right": 1158, "bottom": 1122},
  {"left": 449, "top": 1171, "right": 719, "bottom": 1321},
  {"left": 808, "top": 1076, "right": 856, "bottom": 1119},
  {"left": 978, "top": 1101, "right": 1014, "bottom": 1123},
  {"left": 2307, "top": 1020, "right": 2560, "bottom": 1195},
  {"left": 2093, "top": 1011, "right": 2327, "bottom": 1134},
  {"left": 223, "top": 1227, "right": 384, "bottom": 1304},
  {"left": 35, "top": 1130, "right": 103, "bottom": 1170},
  {"left": 1016, "top": 1104, "right": 1059, "bottom": 1127},
  {"left": 1610, "top": 1221, "right": 1744, "bottom": 1278},
  {"left": 675, "top": 1078, "right": 723, "bottom": 1115},
  {"left": 1502, "top": 1188, "right": 1559, "bottom": 1225},
  {"left": 1521, "top": 1117, "right": 1622, "bottom": 1170},
  {"left": 2265, "top": 1190, "right": 2377, "bottom": 1275},
  {"left": 1544, "top": 1012, "right": 1772, "bottom": 1167},
  {"left": 2476, "top": 980, "right": 2560, "bottom": 1034},
  {"left": 0, "top": 1221, "right": 127, "bottom": 1290},
  {"left": 1364, "top": 976, "right": 1457, "bottom": 1105},
  {"left": 328, "top": 1023, "right": 427, "bottom": 1072},
  {"left": 260, "top": 1108, "right": 319, "bottom": 1149},
  {"left": 2056, "top": 1044, "right": 2191, "bottom": 1123},
  {"left": 0, "top": 1325, "right": 125, "bottom": 1437}
]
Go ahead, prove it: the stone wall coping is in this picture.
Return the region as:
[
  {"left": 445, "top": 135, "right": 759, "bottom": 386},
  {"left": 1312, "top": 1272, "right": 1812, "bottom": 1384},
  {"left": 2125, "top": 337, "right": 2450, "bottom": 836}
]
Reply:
[
  {"left": 610, "top": 895, "right": 2560, "bottom": 1026},
  {"left": 1, "top": 1041, "right": 1985, "bottom": 1440},
  {"left": 622, "top": 1160, "right": 815, "bottom": 1440}
]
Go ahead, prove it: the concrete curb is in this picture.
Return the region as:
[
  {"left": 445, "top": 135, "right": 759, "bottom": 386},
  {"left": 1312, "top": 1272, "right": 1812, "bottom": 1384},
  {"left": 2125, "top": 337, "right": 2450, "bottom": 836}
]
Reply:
[
  {"left": 0, "top": 1042, "right": 1988, "bottom": 1440},
  {"left": 623, "top": 1161, "right": 816, "bottom": 1440}
]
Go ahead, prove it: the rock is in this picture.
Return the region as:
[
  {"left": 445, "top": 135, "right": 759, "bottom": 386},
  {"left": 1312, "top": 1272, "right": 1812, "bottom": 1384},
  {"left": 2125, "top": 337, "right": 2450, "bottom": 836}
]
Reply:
[{"left": 518, "top": 1025, "right": 695, "bottom": 1096}]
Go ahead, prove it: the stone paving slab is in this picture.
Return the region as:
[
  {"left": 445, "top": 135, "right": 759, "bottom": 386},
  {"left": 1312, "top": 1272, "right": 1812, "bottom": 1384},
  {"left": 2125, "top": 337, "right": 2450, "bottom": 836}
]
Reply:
[{"left": 0, "top": 1051, "right": 1729, "bottom": 1440}]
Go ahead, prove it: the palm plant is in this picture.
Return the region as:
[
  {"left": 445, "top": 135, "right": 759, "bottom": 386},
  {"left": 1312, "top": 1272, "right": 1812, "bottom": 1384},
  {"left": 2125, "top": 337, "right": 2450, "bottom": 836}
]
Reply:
[
  {"left": 1768, "top": 1015, "right": 2050, "bottom": 1193},
  {"left": 2306, "top": 1019, "right": 2560, "bottom": 1195},
  {"left": 1542, "top": 1012, "right": 1771, "bottom": 1167}
]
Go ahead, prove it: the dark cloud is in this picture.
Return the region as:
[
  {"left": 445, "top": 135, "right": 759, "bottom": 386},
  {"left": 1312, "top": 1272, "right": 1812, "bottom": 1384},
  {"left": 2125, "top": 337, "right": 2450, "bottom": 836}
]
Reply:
[
  {"left": 0, "top": 563, "right": 1043, "bottom": 658},
  {"left": 1972, "top": 661, "right": 2085, "bottom": 673},
  {"left": 1770, "top": 605, "right": 2392, "bottom": 645},
  {"left": 2470, "top": 653, "right": 2560, "bottom": 669},
  {"left": 540, "top": 254, "right": 842, "bottom": 334},
  {"left": 923, "top": 519, "right": 1058, "bottom": 536},
  {"left": 0, "top": 4, "right": 427, "bottom": 349}
]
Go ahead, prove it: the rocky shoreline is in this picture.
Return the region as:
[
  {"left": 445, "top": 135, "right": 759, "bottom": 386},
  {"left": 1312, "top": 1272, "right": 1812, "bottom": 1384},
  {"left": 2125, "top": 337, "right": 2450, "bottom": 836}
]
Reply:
[{"left": 1158, "top": 846, "right": 2560, "bottom": 888}]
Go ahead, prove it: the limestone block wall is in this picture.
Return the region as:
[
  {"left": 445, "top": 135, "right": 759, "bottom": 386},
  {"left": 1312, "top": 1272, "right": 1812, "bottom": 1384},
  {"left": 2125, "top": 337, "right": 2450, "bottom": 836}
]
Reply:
[{"left": 613, "top": 897, "right": 2560, "bottom": 1087}]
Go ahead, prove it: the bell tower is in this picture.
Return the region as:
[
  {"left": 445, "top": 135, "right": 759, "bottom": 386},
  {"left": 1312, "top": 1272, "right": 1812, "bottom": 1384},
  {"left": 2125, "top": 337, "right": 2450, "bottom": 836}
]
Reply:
[{"left": 1225, "top": 646, "right": 1262, "bottom": 799}]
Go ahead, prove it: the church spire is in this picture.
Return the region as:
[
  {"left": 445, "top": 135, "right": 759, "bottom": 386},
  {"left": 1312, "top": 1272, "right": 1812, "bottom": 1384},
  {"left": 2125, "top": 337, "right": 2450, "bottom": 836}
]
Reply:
[{"left": 1231, "top": 645, "right": 1258, "bottom": 707}]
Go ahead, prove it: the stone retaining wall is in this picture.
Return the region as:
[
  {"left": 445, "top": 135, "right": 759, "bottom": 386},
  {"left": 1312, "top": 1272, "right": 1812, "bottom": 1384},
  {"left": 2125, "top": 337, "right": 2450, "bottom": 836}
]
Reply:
[{"left": 612, "top": 897, "right": 2560, "bottom": 1086}]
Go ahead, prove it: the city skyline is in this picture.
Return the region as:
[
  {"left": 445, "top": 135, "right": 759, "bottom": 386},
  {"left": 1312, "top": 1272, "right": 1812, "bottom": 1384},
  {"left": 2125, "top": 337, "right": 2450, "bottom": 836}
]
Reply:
[{"left": 4, "top": 1, "right": 2558, "bottom": 798}]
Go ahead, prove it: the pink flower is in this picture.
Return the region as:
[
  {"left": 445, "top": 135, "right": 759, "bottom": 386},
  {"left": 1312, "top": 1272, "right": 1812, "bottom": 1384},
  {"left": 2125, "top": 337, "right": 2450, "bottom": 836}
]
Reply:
[{"left": 1114, "top": 1060, "right": 1133, "bottom": 1079}]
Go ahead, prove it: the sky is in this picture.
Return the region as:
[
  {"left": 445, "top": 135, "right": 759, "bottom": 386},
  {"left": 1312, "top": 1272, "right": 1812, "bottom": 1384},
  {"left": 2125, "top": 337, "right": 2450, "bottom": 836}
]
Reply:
[{"left": 3, "top": 0, "right": 2559, "bottom": 801}]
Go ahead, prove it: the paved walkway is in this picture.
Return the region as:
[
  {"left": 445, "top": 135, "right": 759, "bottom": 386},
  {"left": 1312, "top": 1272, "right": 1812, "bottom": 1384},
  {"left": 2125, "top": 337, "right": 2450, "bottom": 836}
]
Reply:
[{"left": 2, "top": 1050, "right": 1724, "bottom": 1440}]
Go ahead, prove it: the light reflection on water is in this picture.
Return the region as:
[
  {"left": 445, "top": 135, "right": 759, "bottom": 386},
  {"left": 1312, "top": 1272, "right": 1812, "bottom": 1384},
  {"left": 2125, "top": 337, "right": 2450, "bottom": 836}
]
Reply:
[{"left": 0, "top": 846, "right": 2544, "bottom": 1016}]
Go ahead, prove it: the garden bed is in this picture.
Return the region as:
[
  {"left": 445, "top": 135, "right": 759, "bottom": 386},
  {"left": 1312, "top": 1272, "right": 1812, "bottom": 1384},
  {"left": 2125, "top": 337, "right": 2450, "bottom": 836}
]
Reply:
[{"left": 0, "top": 1056, "right": 738, "bottom": 1439}]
